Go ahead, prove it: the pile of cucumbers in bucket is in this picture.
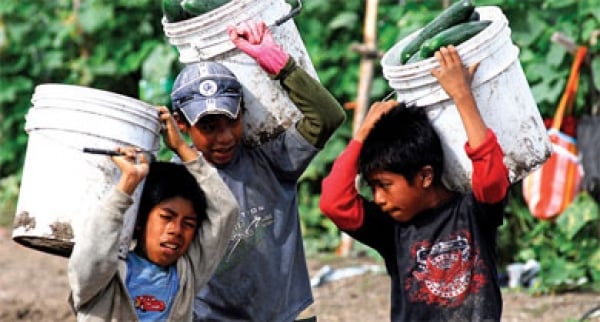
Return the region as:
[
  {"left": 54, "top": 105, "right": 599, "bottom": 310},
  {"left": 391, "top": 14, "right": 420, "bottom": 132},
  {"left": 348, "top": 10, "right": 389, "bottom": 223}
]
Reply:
[
  {"left": 162, "top": 0, "right": 231, "bottom": 22},
  {"left": 400, "top": 0, "right": 491, "bottom": 65}
]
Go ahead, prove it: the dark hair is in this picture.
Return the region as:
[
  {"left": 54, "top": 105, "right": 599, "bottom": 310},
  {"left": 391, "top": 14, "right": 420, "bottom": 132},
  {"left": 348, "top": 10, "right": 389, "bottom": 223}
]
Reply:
[
  {"left": 133, "top": 162, "right": 207, "bottom": 241},
  {"left": 359, "top": 102, "right": 444, "bottom": 185}
]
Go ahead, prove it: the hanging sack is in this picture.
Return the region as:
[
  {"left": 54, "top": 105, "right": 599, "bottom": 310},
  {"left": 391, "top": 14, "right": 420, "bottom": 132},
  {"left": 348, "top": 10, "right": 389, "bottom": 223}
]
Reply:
[
  {"left": 576, "top": 81, "right": 600, "bottom": 203},
  {"left": 522, "top": 46, "right": 587, "bottom": 220}
]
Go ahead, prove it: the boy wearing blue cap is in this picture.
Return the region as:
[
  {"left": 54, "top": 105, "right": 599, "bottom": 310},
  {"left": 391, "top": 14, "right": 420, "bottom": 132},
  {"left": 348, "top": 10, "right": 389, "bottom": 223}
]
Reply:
[{"left": 170, "top": 20, "right": 345, "bottom": 322}]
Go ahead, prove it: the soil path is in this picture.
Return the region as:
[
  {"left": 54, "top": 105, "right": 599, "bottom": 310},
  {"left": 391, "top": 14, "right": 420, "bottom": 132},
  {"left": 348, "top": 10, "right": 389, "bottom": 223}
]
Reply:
[{"left": 1, "top": 230, "right": 599, "bottom": 322}]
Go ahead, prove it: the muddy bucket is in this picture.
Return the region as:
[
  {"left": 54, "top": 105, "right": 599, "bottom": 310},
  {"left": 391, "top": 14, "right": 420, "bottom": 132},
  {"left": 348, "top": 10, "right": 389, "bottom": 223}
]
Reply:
[
  {"left": 12, "top": 84, "right": 161, "bottom": 258},
  {"left": 381, "top": 6, "right": 551, "bottom": 192},
  {"left": 162, "top": 0, "right": 316, "bottom": 146}
]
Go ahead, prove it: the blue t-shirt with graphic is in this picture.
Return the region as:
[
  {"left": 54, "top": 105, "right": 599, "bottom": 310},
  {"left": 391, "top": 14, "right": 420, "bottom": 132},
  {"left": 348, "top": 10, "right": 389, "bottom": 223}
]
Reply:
[
  {"left": 126, "top": 252, "right": 179, "bottom": 321},
  {"left": 192, "top": 127, "right": 319, "bottom": 322}
]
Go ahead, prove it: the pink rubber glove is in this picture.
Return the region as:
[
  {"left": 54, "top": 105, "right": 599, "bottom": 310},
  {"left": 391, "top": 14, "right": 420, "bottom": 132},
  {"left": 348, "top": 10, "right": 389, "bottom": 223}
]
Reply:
[{"left": 227, "top": 20, "right": 289, "bottom": 75}]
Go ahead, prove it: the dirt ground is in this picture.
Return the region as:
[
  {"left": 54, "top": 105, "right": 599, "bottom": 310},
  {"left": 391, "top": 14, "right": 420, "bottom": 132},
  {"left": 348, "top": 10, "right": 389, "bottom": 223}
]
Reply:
[{"left": 1, "top": 227, "right": 600, "bottom": 322}]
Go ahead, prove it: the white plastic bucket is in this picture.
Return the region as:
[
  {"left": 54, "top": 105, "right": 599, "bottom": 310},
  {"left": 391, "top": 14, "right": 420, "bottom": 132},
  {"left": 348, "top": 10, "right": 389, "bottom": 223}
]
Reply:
[
  {"left": 162, "top": 0, "right": 317, "bottom": 146},
  {"left": 381, "top": 6, "right": 551, "bottom": 192},
  {"left": 12, "top": 84, "right": 161, "bottom": 258}
]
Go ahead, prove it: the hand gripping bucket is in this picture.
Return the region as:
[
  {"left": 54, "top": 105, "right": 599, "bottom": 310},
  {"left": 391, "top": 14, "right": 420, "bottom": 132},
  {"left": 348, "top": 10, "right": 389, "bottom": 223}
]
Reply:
[
  {"left": 381, "top": 6, "right": 551, "bottom": 192},
  {"left": 12, "top": 84, "right": 161, "bottom": 258},
  {"left": 162, "top": 0, "right": 316, "bottom": 146}
]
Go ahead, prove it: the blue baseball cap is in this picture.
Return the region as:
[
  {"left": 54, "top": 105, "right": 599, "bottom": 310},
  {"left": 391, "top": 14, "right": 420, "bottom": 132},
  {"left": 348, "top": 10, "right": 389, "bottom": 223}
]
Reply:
[{"left": 171, "top": 62, "right": 243, "bottom": 125}]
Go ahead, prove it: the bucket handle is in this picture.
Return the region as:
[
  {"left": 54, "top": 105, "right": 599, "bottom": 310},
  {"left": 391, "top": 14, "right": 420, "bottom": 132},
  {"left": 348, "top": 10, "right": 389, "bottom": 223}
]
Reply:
[
  {"left": 273, "top": 0, "right": 302, "bottom": 27},
  {"left": 192, "top": 0, "right": 303, "bottom": 60}
]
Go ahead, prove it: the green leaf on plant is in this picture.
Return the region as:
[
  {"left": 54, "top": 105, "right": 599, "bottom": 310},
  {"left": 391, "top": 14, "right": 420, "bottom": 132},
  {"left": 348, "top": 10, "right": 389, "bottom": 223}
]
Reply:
[
  {"left": 557, "top": 191, "right": 599, "bottom": 240},
  {"left": 591, "top": 56, "right": 600, "bottom": 91}
]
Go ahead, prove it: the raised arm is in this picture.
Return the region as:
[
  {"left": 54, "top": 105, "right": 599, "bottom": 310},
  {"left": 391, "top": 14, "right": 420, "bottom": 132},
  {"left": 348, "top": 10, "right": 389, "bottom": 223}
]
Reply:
[
  {"left": 181, "top": 157, "right": 238, "bottom": 292},
  {"left": 158, "top": 104, "right": 238, "bottom": 291},
  {"left": 68, "top": 147, "right": 150, "bottom": 309},
  {"left": 228, "top": 20, "right": 345, "bottom": 148},
  {"left": 431, "top": 46, "right": 487, "bottom": 148},
  {"left": 320, "top": 100, "right": 398, "bottom": 230},
  {"left": 431, "top": 46, "right": 509, "bottom": 202}
]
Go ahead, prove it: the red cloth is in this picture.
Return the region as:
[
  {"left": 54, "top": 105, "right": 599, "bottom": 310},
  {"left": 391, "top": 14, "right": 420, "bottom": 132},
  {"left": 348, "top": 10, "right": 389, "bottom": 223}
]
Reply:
[
  {"left": 465, "top": 130, "right": 510, "bottom": 204},
  {"left": 543, "top": 115, "right": 577, "bottom": 138}
]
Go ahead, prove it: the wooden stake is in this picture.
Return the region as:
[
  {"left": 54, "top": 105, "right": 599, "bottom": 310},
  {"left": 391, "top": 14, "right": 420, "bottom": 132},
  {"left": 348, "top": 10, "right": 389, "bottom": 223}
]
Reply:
[{"left": 336, "top": 0, "right": 379, "bottom": 258}]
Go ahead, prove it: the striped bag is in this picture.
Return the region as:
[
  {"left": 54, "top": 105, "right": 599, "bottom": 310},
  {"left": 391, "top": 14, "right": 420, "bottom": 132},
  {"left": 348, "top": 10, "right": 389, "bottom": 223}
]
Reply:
[{"left": 522, "top": 46, "right": 586, "bottom": 221}]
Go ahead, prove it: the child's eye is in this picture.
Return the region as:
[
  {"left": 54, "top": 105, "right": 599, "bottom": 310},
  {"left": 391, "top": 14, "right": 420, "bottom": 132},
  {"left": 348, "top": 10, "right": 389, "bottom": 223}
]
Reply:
[
  {"left": 184, "top": 220, "right": 197, "bottom": 229},
  {"left": 160, "top": 214, "right": 173, "bottom": 220},
  {"left": 198, "top": 122, "right": 218, "bottom": 133}
]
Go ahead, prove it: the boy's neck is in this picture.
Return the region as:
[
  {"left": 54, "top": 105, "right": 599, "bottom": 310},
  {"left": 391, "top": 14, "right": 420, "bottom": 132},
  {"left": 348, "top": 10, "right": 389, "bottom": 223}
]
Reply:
[{"left": 426, "top": 185, "right": 458, "bottom": 210}]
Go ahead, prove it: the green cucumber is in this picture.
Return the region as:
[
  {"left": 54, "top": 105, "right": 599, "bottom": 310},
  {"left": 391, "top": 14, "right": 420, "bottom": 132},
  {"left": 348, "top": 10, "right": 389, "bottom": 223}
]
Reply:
[
  {"left": 419, "top": 20, "right": 491, "bottom": 59},
  {"left": 162, "top": 0, "right": 190, "bottom": 23},
  {"left": 406, "top": 50, "right": 425, "bottom": 64},
  {"left": 400, "top": 0, "right": 475, "bottom": 64},
  {"left": 181, "top": 0, "right": 230, "bottom": 16},
  {"left": 468, "top": 10, "right": 480, "bottom": 22}
]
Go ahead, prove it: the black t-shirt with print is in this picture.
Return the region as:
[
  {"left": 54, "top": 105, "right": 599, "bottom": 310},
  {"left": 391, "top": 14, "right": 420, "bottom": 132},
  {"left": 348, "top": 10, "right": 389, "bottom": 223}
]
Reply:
[{"left": 345, "top": 193, "right": 506, "bottom": 322}]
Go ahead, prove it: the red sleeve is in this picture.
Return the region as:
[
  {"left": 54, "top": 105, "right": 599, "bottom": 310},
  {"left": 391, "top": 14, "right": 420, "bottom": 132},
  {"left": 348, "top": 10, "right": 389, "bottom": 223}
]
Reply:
[
  {"left": 319, "top": 140, "right": 365, "bottom": 230},
  {"left": 465, "top": 129, "right": 510, "bottom": 203}
]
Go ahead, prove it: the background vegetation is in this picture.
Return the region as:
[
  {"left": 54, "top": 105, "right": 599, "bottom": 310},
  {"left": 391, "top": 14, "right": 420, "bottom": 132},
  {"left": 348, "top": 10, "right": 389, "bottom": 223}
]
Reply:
[{"left": 1, "top": 0, "right": 599, "bottom": 293}]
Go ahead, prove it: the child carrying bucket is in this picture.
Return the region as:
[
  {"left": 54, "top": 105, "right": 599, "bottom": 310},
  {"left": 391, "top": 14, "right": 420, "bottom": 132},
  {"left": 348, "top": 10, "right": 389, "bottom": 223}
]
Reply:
[
  {"left": 67, "top": 107, "right": 238, "bottom": 321},
  {"left": 320, "top": 46, "right": 511, "bottom": 321},
  {"left": 167, "top": 20, "right": 345, "bottom": 321}
]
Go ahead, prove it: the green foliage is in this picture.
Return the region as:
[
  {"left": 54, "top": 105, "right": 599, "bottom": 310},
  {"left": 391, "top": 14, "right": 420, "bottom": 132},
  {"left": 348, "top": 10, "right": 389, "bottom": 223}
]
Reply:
[
  {"left": 0, "top": 0, "right": 167, "bottom": 217},
  {"left": 2, "top": 0, "right": 600, "bottom": 294},
  {"left": 515, "top": 192, "right": 600, "bottom": 294},
  {"left": 0, "top": 1, "right": 165, "bottom": 178}
]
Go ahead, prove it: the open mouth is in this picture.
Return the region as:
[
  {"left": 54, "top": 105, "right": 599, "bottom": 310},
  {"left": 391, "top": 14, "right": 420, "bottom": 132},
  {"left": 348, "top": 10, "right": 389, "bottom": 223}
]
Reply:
[
  {"left": 211, "top": 146, "right": 236, "bottom": 161},
  {"left": 213, "top": 145, "right": 234, "bottom": 154},
  {"left": 160, "top": 242, "right": 180, "bottom": 254}
]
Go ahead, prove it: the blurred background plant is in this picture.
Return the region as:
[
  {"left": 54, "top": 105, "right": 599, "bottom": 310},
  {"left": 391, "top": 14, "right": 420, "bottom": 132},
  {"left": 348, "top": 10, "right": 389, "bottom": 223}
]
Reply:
[{"left": 1, "top": 0, "right": 599, "bottom": 293}]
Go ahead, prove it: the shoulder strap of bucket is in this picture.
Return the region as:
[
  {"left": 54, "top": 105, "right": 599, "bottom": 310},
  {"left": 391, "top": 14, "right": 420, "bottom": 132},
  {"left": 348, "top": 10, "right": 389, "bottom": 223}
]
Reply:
[{"left": 551, "top": 46, "right": 588, "bottom": 130}]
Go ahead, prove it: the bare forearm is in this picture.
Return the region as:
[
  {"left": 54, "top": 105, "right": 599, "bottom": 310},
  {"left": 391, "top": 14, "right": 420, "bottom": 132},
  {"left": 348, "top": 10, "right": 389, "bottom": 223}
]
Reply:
[{"left": 453, "top": 92, "right": 488, "bottom": 149}]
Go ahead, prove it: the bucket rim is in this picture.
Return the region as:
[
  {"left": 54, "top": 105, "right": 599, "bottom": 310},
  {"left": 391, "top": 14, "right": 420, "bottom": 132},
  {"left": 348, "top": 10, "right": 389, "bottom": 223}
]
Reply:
[
  {"left": 383, "top": 26, "right": 513, "bottom": 84},
  {"left": 381, "top": 6, "right": 508, "bottom": 77},
  {"left": 161, "top": 0, "right": 273, "bottom": 36},
  {"left": 33, "top": 84, "right": 155, "bottom": 111},
  {"left": 32, "top": 83, "right": 159, "bottom": 119},
  {"left": 31, "top": 93, "right": 160, "bottom": 123},
  {"left": 25, "top": 105, "right": 161, "bottom": 137}
]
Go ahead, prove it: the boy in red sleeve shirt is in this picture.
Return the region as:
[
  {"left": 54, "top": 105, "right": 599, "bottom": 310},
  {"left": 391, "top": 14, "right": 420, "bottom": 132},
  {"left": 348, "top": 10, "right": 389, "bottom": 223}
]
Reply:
[{"left": 319, "top": 46, "right": 510, "bottom": 322}]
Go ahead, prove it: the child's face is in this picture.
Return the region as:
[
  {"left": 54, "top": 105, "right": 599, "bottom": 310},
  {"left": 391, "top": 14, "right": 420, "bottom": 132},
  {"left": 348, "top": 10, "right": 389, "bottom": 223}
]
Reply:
[
  {"left": 142, "top": 196, "right": 197, "bottom": 267},
  {"left": 366, "top": 170, "right": 429, "bottom": 222},
  {"left": 185, "top": 114, "right": 243, "bottom": 166}
]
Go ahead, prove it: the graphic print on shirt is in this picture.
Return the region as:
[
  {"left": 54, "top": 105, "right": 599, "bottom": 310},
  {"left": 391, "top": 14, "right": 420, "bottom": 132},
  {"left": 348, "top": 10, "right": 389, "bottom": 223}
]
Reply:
[
  {"left": 405, "top": 231, "right": 487, "bottom": 307},
  {"left": 134, "top": 295, "right": 166, "bottom": 312},
  {"left": 224, "top": 205, "right": 274, "bottom": 263}
]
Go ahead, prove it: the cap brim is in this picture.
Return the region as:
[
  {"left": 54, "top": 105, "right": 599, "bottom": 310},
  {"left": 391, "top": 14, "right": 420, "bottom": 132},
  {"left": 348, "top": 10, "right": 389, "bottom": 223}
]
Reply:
[{"left": 180, "top": 96, "right": 241, "bottom": 125}]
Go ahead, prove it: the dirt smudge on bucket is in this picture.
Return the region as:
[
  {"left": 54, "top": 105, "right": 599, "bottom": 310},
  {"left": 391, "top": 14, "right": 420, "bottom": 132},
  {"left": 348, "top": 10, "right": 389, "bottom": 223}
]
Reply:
[
  {"left": 50, "top": 221, "right": 73, "bottom": 241},
  {"left": 13, "top": 211, "right": 36, "bottom": 231}
]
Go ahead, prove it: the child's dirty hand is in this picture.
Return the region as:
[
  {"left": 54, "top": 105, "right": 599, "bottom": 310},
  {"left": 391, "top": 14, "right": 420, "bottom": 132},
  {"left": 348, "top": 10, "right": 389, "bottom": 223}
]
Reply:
[
  {"left": 431, "top": 46, "right": 479, "bottom": 101},
  {"left": 157, "top": 106, "right": 187, "bottom": 152},
  {"left": 354, "top": 100, "right": 399, "bottom": 142},
  {"left": 112, "top": 146, "right": 150, "bottom": 195},
  {"left": 157, "top": 106, "right": 200, "bottom": 162}
]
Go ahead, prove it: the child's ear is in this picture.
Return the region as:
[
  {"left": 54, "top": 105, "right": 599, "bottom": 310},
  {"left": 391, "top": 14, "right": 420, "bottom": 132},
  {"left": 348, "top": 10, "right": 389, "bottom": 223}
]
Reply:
[
  {"left": 419, "top": 166, "right": 434, "bottom": 189},
  {"left": 173, "top": 112, "right": 189, "bottom": 133}
]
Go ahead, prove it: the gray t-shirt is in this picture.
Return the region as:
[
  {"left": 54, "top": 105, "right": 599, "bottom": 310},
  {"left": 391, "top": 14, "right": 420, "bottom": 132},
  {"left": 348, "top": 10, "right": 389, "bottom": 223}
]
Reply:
[{"left": 193, "top": 126, "right": 318, "bottom": 322}]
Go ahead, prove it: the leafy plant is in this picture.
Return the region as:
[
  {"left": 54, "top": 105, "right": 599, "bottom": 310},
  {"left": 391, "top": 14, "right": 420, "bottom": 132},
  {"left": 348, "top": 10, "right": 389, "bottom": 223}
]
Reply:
[
  {"left": 516, "top": 192, "right": 600, "bottom": 293},
  {"left": 2, "top": 0, "right": 600, "bottom": 294}
]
